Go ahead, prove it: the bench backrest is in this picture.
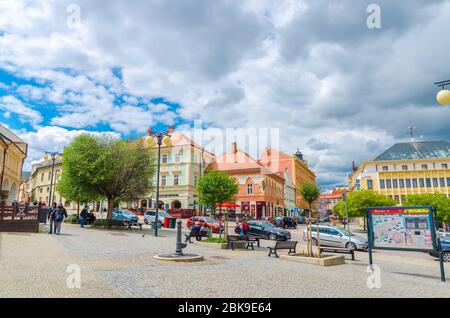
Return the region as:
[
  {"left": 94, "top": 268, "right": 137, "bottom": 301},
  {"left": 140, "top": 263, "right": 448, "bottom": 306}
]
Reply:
[
  {"left": 190, "top": 229, "right": 200, "bottom": 236},
  {"left": 228, "top": 235, "right": 247, "bottom": 242},
  {"left": 275, "top": 240, "right": 297, "bottom": 249}
]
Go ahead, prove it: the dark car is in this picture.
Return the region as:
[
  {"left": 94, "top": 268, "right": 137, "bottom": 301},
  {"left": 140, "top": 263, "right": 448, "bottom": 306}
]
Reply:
[
  {"left": 429, "top": 239, "right": 450, "bottom": 262},
  {"left": 235, "top": 220, "right": 291, "bottom": 241},
  {"left": 274, "top": 216, "right": 297, "bottom": 229}
]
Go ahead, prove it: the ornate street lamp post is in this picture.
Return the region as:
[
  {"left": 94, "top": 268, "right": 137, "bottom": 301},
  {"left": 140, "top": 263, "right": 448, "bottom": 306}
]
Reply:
[
  {"left": 44, "top": 151, "right": 62, "bottom": 206},
  {"left": 434, "top": 80, "right": 450, "bottom": 105},
  {"left": 148, "top": 128, "right": 170, "bottom": 237}
]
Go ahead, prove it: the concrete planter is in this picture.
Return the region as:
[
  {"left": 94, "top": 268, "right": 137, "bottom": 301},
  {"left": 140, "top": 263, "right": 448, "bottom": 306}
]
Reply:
[
  {"left": 194, "top": 241, "right": 228, "bottom": 249},
  {"left": 280, "top": 254, "right": 345, "bottom": 266}
]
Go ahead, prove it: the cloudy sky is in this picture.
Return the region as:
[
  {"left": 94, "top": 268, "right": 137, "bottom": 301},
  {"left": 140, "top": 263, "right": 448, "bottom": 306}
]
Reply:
[{"left": 0, "top": 0, "right": 449, "bottom": 189}]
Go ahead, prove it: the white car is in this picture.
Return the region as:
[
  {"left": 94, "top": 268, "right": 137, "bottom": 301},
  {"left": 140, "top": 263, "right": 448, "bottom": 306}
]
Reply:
[
  {"left": 303, "top": 225, "right": 368, "bottom": 250},
  {"left": 143, "top": 210, "right": 171, "bottom": 225}
]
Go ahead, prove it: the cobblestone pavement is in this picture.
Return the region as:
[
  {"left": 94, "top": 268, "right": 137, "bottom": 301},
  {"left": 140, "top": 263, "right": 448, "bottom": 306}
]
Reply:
[{"left": 0, "top": 223, "right": 449, "bottom": 298}]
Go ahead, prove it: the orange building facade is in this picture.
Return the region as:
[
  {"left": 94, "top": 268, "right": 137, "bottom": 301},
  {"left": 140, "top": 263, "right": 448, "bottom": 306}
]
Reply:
[
  {"left": 260, "top": 148, "right": 317, "bottom": 214},
  {"left": 208, "top": 143, "right": 285, "bottom": 219}
]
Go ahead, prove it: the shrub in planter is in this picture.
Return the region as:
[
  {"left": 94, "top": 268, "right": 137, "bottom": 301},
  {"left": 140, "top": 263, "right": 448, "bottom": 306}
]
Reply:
[{"left": 92, "top": 219, "right": 124, "bottom": 228}]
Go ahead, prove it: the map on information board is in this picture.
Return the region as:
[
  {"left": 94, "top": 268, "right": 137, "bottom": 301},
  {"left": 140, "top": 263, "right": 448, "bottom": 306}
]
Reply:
[{"left": 367, "top": 207, "right": 436, "bottom": 251}]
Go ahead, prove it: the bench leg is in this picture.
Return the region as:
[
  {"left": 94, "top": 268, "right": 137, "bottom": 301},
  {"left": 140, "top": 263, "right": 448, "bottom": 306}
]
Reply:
[
  {"left": 267, "top": 248, "right": 273, "bottom": 257},
  {"left": 351, "top": 251, "right": 355, "bottom": 261},
  {"left": 275, "top": 251, "right": 279, "bottom": 258}
]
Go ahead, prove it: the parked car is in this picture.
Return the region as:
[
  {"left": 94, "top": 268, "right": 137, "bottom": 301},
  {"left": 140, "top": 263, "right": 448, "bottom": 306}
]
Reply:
[
  {"left": 186, "top": 216, "right": 224, "bottom": 233},
  {"left": 261, "top": 217, "right": 276, "bottom": 225},
  {"left": 429, "top": 239, "right": 450, "bottom": 262},
  {"left": 235, "top": 220, "right": 291, "bottom": 241},
  {"left": 274, "top": 216, "right": 297, "bottom": 229},
  {"left": 112, "top": 210, "right": 139, "bottom": 223},
  {"left": 303, "top": 225, "right": 368, "bottom": 250},
  {"left": 143, "top": 210, "right": 171, "bottom": 225}
]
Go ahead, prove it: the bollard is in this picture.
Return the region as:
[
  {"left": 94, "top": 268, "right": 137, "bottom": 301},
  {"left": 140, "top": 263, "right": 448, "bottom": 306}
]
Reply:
[{"left": 175, "top": 219, "right": 183, "bottom": 256}]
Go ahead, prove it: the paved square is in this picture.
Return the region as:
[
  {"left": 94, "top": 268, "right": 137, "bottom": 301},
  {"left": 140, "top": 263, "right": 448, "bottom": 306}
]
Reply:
[{"left": 0, "top": 224, "right": 449, "bottom": 298}]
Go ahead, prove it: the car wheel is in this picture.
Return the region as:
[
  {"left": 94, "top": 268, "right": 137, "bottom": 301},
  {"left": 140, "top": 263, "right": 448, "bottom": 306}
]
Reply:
[
  {"left": 443, "top": 252, "right": 450, "bottom": 262},
  {"left": 144, "top": 219, "right": 148, "bottom": 225},
  {"left": 346, "top": 242, "right": 357, "bottom": 250},
  {"left": 312, "top": 238, "right": 318, "bottom": 246},
  {"left": 269, "top": 233, "right": 277, "bottom": 241}
]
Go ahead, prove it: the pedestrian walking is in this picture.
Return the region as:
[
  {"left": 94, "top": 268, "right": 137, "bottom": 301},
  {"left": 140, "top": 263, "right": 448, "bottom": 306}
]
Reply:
[
  {"left": 48, "top": 202, "right": 57, "bottom": 234},
  {"left": 54, "top": 203, "right": 68, "bottom": 235},
  {"left": 80, "top": 205, "right": 88, "bottom": 228}
]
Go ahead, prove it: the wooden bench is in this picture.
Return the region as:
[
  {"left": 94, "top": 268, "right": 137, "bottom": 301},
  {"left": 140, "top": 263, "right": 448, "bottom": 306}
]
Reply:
[
  {"left": 267, "top": 241, "right": 297, "bottom": 258},
  {"left": 247, "top": 235, "right": 261, "bottom": 247},
  {"left": 185, "top": 229, "right": 208, "bottom": 243},
  {"left": 126, "top": 222, "right": 143, "bottom": 231},
  {"left": 227, "top": 235, "right": 255, "bottom": 251},
  {"left": 320, "top": 247, "right": 355, "bottom": 260}
]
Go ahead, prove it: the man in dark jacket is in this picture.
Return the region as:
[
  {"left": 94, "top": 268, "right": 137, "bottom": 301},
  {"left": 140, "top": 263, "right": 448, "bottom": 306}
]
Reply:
[
  {"left": 54, "top": 203, "right": 68, "bottom": 235},
  {"left": 48, "top": 202, "right": 57, "bottom": 234},
  {"left": 80, "top": 205, "right": 88, "bottom": 228}
]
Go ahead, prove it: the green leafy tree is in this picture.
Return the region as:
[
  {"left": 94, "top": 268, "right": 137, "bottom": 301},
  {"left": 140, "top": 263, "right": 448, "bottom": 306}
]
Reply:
[
  {"left": 197, "top": 171, "right": 239, "bottom": 238},
  {"left": 403, "top": 193, "right": 450, "bottom": 226},
  {"left": 300, "top": 183, "right": 320, "bottom": 218},
  {"left": 333, "top": 190, "right": 396, "bottom": 230},
  {"left": 59, "top": 134, "right": 156, "bottom": 220}
]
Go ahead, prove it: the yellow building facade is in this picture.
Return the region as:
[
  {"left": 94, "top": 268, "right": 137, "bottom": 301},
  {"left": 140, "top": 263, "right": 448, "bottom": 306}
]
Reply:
[
  {"left": 30, "top": 160, "right": 76, "bottom": 211},
  {"left": 0, "top": 125, "right": 27, "bottom": 204},
  {"left": 349, "top": 141, "right": 450, "bottom": 204}
]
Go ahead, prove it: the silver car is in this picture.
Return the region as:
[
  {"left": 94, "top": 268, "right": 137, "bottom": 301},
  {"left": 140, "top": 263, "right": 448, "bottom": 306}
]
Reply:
[
  {"left": 303, "top": 225, "right": 368, "bottom": 250},
  {"left": 143, "top": 210, "right": 171, "bottom": 225}
]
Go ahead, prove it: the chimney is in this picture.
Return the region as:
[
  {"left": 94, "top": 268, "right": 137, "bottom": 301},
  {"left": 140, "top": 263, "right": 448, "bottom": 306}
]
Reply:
[
  {"left": 231, "top": 142, "right": 237, "bottom": 153},
  {"left": 168, "top": 126, "right": 175, "bottom": 133},
  {"left": 147, "top": 128, "right": 153, "bottom": 136}
]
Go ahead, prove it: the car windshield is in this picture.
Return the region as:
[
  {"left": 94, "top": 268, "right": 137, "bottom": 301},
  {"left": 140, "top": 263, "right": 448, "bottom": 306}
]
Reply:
[
  {"left": 336, "top": 227, "right": 354, "bottom": 236},
  {"left": 159, "top": 212, "right": 170, "bottom": 217},
  {"left": 122, "top": 210, "right": 134, "bottom": 215},
  {"left": 261, "top": 221, "right": 276, "bottom": 228}
]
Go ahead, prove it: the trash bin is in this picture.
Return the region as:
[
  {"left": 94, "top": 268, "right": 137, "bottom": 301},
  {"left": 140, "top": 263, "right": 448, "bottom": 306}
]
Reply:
[
  {"left": 38, "top": 206, "right": 49, "bottom": 223},
  {"left": 163, "top": 217, "right": 170, "bottom": 228},
  {"left": 168, "top": 217, "right": 177, "bottom": 229}
]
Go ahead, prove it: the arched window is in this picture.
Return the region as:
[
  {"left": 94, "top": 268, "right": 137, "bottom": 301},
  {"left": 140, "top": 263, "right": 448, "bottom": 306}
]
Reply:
[{"left": 246, "top": 178, "right": 254, "bottom": 195}]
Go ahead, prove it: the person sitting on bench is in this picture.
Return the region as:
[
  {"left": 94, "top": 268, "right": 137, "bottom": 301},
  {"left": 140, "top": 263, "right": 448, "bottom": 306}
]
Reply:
[{"left": 200, "top": 224, "right": 210, "bottom": 238}]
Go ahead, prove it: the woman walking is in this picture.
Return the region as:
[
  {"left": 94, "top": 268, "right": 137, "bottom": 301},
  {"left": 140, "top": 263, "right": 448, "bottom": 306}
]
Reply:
[{"left": 54, "top": 203, "right": 68, "bottom": 235}]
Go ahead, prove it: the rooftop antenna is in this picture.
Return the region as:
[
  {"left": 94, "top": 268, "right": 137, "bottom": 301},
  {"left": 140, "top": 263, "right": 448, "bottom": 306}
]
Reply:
[{"left": 408, "top": 125, "right": 416, "bottom": 142}]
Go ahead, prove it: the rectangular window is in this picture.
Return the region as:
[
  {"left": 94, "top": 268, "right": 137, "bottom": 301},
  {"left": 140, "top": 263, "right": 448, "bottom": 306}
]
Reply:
[
  {"left": 161, "top": 175, "right": 166, "bottom": 186},
  {"left": 426, "top": 178, "right": 431, "bottom": 188},
  {"left": 440, "top": 178, "right": 445, "bottom": 187},
  {"left": 413, "top": 179, "right": 418, "bottom": 188},
  {"left": 394, "top": 195, "right": 400, "bottom": 203},
  {"left": 447, "top": 178, "right": 450, "bottom": 186},
  {"left": 194, "top": 176, "right": 198, "bottom": 186},
  {"left": 162, "top": 154, "right": 168, "bottom": 163},
  {"left": 367, "top": 180, "right": 373, "bottom": 189},
  {"left": 48, "top": 172, "right": 51, "bottom": 180},
  {"left": 405, "top": 179, "right": 411, "bottom": 188},
  {"left": 380, "top": 180, "right": 385, "bottom": 189},
  {"left": 174, "top": 175, "right": 179, "bottom": 185},
  {"left": 399, "top": 179, "right": 405, "bottom": 188},
  {"left": 41, "top": 173, "right": 44, "bottom": 182},
  {"left": 393, "top": 180, "right": 398, "bottom": 188},
  {"left": 402, "top": 165, "right": 408, "bottom": 171},
  {"left": 386, "top": 180, "right": 392, "bottom": 188},
  {"left": 175, "top": 153, "right": 180, "bottom": 162},
  {"left": 442, "top": 164, "right": 448, "bottom": 170},
  {"left": 419, "top": 179, "right": 425, "bottom": 188},
  {"left": 382, "top": 166, "right": 389, "bottom": 171},
  {"left": 433, "top": 178, "right": 438, "bottom": 187},
  {"left": 247, "top": 184, "right": 253, "bottom": 195},
  {"left": 421, "top": 164, "right": 428, "bottom": 170}
]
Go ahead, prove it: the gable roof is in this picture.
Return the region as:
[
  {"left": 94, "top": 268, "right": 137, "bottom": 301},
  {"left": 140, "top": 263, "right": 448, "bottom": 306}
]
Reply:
[{"left": 374, "top": 141, "right": 450, "bottom": 161}]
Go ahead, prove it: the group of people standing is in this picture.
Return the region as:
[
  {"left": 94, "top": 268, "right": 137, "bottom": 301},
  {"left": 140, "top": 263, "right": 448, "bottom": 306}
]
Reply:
[{"left": 47, "top": 202, "right": 68, "bottom": 235}]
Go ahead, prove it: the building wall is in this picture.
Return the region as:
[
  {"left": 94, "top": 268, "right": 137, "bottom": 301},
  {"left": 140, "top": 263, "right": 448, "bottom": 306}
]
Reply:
[
  {"left": 142, "top": 137, "right": 215, "bottom": 211},
  {"left": 352, "top": 158, "right": 450, "bottom": 204},
  {"left": 1, "top": 140, "right": 26, "bottom": 204},
  {"left": 30, "top": 162, "right": 76, "bottom": 211},
  {"left": 292, "top": 158, "right": 317, "bottom": 211}
]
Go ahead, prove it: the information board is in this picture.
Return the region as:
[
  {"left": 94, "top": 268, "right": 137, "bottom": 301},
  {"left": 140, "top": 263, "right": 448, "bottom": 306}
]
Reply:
[{"left": 367, "top": 206, "right": 437, "bottom": 251}]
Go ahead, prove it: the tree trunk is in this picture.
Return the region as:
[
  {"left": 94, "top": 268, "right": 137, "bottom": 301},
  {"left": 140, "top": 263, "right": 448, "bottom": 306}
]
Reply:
[
  {"left": 107, "top": 198, "right": 114, "bottom": 220},
  {"left": 77, "top": 202, "right": 80, "bottom": 218},
  {"left": 363, "top": 215, "right": 366, "bottom": 231},
  {"left": 219, "top": 204, "right": 222, "bottom": 239}
]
